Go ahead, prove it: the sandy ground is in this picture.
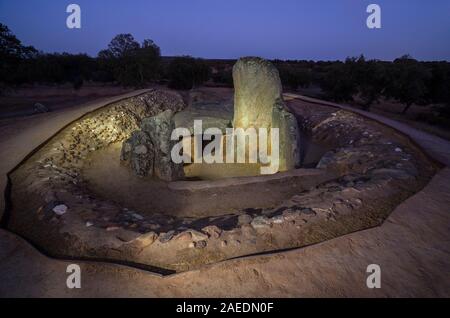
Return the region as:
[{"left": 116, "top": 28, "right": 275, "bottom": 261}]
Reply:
[
  {"left": 1, "top": 167, "right": 449, "bottom": 297},
  {"left": 295, "top": 87, "right": 450, "bottom": 142},
  {"left": 0, "top": 85, "right": 134, "bottom": 119},
  {"left": 81, "top": 142, "right": 327, "bottom": 218},
  {"left": 369, "top": 105, "right": 450, "bottom": 141},
  {"left": 0, "top": 89, "right": 152, "bottom": 217},
  {"left": 286, "top": 94, "right": 450, "bottom": 167},
  {"left": 0, "top": 91, "right": 449, "bottom": 297}
]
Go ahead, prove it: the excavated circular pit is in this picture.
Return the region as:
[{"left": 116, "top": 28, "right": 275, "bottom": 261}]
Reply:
[
  {"left": 3, "top": 89, "right": 439, "bottom": 272},
  {"left": 80, "top": 129, "right": 327, "bottom": 219}
]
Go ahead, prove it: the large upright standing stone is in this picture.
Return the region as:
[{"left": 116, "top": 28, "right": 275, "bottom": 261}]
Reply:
[
  {"left": 233, "top": 57, "right": 282, "bottom": 129},
  {"left": 232, "top": 57, "right": 300, "bottom": 172}
]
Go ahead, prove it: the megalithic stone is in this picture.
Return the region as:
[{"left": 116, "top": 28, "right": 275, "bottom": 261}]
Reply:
[
  {"left": 121, "top": 110, "right": 184, "bottom": 181},
  {"left": 233, "top": 57, "right": 283, "bottom": 130},
  {"left": 272, "top": 98, "right": 300, "bottom": 171},
  {"left": 232, "top": 57, "right": 300, "bottom": 172},
  {"left": 141, "top": 110, "right": 185, "bottom": 181}
]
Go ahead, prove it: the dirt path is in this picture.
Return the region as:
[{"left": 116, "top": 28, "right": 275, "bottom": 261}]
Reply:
[
  {"left": 0, "top": 89, "right": 152, "bottom": 217},
  {"left": 0, "top": 91, "right": 449, "bottom": 297},
  {"left": 285, "top": 93, "right": 450, "bottom": 166}
]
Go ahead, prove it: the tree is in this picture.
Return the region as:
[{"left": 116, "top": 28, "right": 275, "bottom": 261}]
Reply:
[
  {"left": 212, "top": 68, "right": 233, "bottom": 86},
  {"left": 386, "top": 55, "right": 430, "bottom": 114},
  {"left": 0, "top": 23, "right": 37, "bottom": 85},
  {"left": 429, "top": 64, "right": 450, "bottom": 128},
  {"left": 101, "top": 34, "right": 140, "bottom": 59},
  {"left": 278, "top": 66, "right": 311, "bottom": 91},
  {"left": 354, "top": 56, "right": 387, "bottom": 111},
  {"left": 167, "top": 56, "right": 210, "bottom": 90},
  {"left": 427, "top": 62, "right": 450, "bottom": 104},
  {"left": 135, "top": 39, "right": 161, "bottom": 83},
  {"left": 98, "top": 34, "right": 161, "bottom": 87},
  {"left": 319, "top": 58, "right": 358, "bottom": 102}
]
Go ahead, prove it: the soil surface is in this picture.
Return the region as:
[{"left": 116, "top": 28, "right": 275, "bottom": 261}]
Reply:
[
  {"left": 0, "top": 167, "right": 449, "bottom": 297},
  {"left": 0, "top": 89, "right": 449, "bottom": 297},
  {"left": 81, "top": 142, "right": 327, "bottom": 218},
  {"left": 81, "top": 129, "right": 328, "bottom": 217},
  {"left": 0, "top": 85, "right": 133, "bottom": 119},
  {"left": 4, "top": 88, "right": 437, "bottom": 272}
]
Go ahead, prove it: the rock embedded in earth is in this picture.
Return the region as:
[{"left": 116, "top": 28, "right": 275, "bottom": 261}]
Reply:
[
  {"left": 238, "top": 213, "right": 252, "bottom": 226},
  {"left": 121, "top": 131, "right": 154, "bottom": 177},
  {"left": 131, "top": 213, "right": 144, "bottom": 220},
  {"left": 251, "top": 215, "right": 271, "bottom": 229},
  {"left": 121, "top": 110, "right": 184, "bottom": 181},
  {"left": 371, "top": 168, "right": 413, "bottom": 180},
  {"left": 135, "top": 232, "right": 158, "bottom": 247},
  {"left": 188, "top": 230, "right": 209, "bottom": 242},
  {"left": 116, "top": 229, "right": 142, "bottom": 243},
  {"left": 194, "top": 240, "right": 207, "bottom": 249},
  {"left": 106, "top": 226, "right": 121, "bottom": 231},
  {"left": 159, "top": 230, "right": 175, "bottom": 243},
  {"left": 129, "top": 90, "right": 186, "bottom": 124},
  {"left": 232, "top": 57, "right": 300, "bottom": 171},
  {"left": 174, "top": 231, "right": 192, "bottom": 242},
  {"left": 201, "top": 225, "right": 222, "bottom": 238},
  {"left": 33, "top": 103, "right": 49, "bottom": 113},
  {"left": 141, "top": 110, "right": 184, "bottom": 181},
  {"left": 271, "top": 215, "right": 284, "bottom": 224},
  {"left": 52, "top": 204, "right": 68, "bottom": 215}
]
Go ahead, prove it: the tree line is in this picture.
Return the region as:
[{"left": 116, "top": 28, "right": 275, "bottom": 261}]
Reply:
[
  {"left": 0, "top": 23, "right": 209, "bottom": 90},
  {"left": 211, "top": 56, "right": 450, "bottom": 126},
  {"left": 273, "top": 56, "right": 450, "bottom": 126},
  {"left": 277, "top": 55, "right": 450, "bottom": 115},
  {"left": 1, "top": 23, "right": 449, "bottom": 126}
]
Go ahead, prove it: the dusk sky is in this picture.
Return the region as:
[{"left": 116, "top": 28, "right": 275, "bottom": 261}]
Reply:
[{"left": 0, "top": 0, "right": 449, "bottom": 61}]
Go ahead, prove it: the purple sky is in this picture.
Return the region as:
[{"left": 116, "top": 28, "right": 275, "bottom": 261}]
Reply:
[{"left": 0, "top": 0, "right": 449, "bottom": 61}]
